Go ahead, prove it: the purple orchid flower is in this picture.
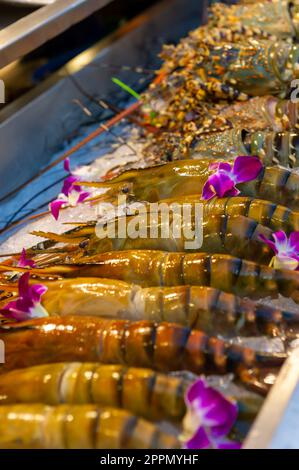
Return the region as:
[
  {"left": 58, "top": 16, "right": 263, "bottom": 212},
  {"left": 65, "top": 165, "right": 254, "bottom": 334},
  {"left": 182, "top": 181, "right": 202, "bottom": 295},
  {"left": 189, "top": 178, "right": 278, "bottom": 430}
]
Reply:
[
  {"left": 49, "top": 158, "right": 90, "bottom": 220},
  {"left": 182, "top": 378, "right": 241, "bottom": 450},
  {"left": 202, "top": 156, "right": 263, "bottom": 200},
  {"left": 259, "top": 230, "right": 299, "bottom": 270},
  {"left": 17, "top": 248, "right": 36, "bottom": 268},
  {"left": 0, "top": 272, "right": 48, "bottom": 322}
]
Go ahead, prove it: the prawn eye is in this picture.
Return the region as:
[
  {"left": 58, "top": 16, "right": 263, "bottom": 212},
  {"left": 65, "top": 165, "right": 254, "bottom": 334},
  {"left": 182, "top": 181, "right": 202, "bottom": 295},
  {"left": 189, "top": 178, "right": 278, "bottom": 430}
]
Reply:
[
  {"left": 79, "top": 240, "right": 89, "bottom": 249},
  {"left": 122, "top": 186, "right": 130, "bottom": 194}
]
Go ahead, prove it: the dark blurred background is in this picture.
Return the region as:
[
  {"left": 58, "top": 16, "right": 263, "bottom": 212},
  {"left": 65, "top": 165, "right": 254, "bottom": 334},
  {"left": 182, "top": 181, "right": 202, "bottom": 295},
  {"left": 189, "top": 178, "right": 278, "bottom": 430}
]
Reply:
[{"left": 0, "top": 0, "right": 160, "bottom": 104}]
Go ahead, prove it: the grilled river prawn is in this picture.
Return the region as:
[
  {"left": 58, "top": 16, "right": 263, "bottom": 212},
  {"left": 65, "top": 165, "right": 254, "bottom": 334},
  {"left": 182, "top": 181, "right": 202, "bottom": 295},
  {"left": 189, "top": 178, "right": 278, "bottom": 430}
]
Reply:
[
  {"left": 0, "top": 363, "right": 264, "bottom": 422},
  {"left": 78, "top": 159, "right": 299, "bottom": 210},
  {"left": 1, "top": 279, "right": 296, "bottom": 336},
  {"left": 0, "top": 316, "right": 286, "bottom": 394},
  {"left": 0, "top": 404, "right": 179, "bottom": 449},
  {"left": 27, "top": 251, "right": 299, "bottom": 302}
]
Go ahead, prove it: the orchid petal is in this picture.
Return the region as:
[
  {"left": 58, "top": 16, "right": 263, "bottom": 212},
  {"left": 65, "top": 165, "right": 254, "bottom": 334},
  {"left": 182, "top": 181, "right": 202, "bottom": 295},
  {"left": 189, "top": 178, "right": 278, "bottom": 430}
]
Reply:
[
  {"left": 18, "top": 248, "right": 36, "bottom": 268},
  {"left": 72, "top": 184, "right": 83, "bottom": 194},
  {"left": 49, "top": 199, "right": 65, "bottom": 220},
  {"left": 185, "top": 378, "right": 238, "bottom": 439},
  {"left": 0, "top": 273, "right": 48, "bottom": 321},
  {"left": 0, "top": 302, "right": 31, "bottom": 322},
  {"left": 61, "top": 175, "right": 81, "bottom": 196},
  {"left": 18, "top": 248, "right": 27, "bottom": 267},
  {"left": 18, "top": 272, "right": 30, "bottom": 298},
  {"left": 190, "top": 384, "right": 238, "bottom": 435},
  {"left": 209, "top": 162, "right": 220, "bottom": 171},
  {"left": 273, "top": 255, "right": 299, "bottom": 271},
  {"left": 208, "top": 172, "right": 236, "bottom": 198},
  {"left": 208, "top": 400, "right": 238, "bottom": 437},
  {"left": 272, "top": 230, "right": 288, "bottom": 250},
  {"left": 217, "top": 162, "right": 232, "bottom": 173},
  {"left": 186, "top": 378, "right": 206, "bottom": 405},
  {"left": 214, "top": 438, "right": 242, "bottom": 450},
  {"left": 202, "top": 181, "right": 216, "bottom": 200},
  {"left": 289, "top": 232, "right": 299, "bottom": 253},
  {"left": 259, "top": 234, "right": 278, "bottom": 254},
  {"left": 15, "top": 296, "right": 33, "bottom": 313},
  {"left": 185, "top": 426, "right": 210, "bottom": 450},
  {"left": 225, "top": 187, "right": 240, "bottom": 197},
  {"left": 30, "top": 284, "right": 48, "bottom": 303},
  {"left": 64, "top": 158, "right": 71, "bottom": 173},
  {"left": 233, "top": 156, "right": 263, "bottom": 184},
  {"left": 203, "top": 156, "right": 262, "bottom": 202},
  {"left": 77, "top": 191, "right": 91, "bottom": 204}
]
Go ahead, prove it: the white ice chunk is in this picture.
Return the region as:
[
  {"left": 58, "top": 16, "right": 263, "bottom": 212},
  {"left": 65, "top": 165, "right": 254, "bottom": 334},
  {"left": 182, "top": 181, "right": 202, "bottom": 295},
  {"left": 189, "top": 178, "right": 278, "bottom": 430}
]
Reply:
[
  {"left": 228, "top": 336, "right": 285, "bottom": 353},
  {"left": 257, "top": 294, "right": 299, "bottom": 315},
  {"left": 0, "top": 136, "right": 147, "bottom": 256}
]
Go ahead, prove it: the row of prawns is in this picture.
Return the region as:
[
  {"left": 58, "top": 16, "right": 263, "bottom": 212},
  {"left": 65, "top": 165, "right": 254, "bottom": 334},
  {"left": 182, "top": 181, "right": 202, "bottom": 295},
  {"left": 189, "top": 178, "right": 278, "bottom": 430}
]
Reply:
[{"left": 1, "top": 0, "right": 299, "bottom": 449}]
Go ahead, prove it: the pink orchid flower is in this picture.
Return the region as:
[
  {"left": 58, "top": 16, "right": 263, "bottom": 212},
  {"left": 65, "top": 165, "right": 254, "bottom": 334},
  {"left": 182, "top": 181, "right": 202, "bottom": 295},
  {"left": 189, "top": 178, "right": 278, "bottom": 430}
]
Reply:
[
  {"left": 202, "top": 156, "right": 263, "bottom": 200},
  {"left": 0, "top": 272, "right": 48, "bottom": 321},
  {"left": 17, "top": 248, "right": 36, "bottom": 268},
  {"left": 182, "top": 378, "right": 241, "bottom": 450},
  {"left": 49, "top": 158, "right": 90, "bottom": 220},
  {"left": 259, "top": 230, "right": 299, "bottom": 270}
]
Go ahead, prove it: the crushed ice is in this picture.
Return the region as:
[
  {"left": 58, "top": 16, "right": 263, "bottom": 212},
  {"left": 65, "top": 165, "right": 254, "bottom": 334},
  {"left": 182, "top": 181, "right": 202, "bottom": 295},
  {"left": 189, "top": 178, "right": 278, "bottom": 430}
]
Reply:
[{"left": 227, "top": 335, "right": 285, "bottom": 353}]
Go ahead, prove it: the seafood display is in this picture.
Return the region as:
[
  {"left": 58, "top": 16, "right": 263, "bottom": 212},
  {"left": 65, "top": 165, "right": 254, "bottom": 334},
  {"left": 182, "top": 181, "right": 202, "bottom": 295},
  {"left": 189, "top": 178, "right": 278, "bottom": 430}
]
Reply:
[{"left": 1, "top": 0, "right": 299, "bottom": 450}]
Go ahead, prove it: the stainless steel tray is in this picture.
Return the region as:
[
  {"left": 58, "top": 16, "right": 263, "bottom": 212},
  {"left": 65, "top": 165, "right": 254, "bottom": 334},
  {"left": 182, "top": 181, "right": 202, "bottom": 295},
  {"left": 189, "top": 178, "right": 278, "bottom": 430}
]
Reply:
[
  {"left": 244, "top": 348, "right": 299, "bottom": 449},
  {"left": 0, "top": 0, "right": 113, "bottom": 68},
  {"left": 0, "top": 0, "right": 54, "bottom": 5}
]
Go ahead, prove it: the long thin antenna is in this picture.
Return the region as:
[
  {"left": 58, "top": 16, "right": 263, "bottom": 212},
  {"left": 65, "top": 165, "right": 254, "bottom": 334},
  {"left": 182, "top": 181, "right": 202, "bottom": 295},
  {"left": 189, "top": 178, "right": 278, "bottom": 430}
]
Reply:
[
  {"left": 0, "top": 101, "right": 141, "bottom": 206},
  {"left": 0, "top": 67, "right": 166, "bottom": 205}
]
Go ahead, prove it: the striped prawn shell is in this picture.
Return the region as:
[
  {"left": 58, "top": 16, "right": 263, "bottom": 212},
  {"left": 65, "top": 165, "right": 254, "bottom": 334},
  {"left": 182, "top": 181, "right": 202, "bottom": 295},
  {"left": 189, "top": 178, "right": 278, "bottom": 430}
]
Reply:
[
  {"left": 30, "top": 212, "right": 276, "bottom": 264},
  {"left": 0, "top": 278, "right": 291, "bottom": 336},
  {"left": 0, "top": 316, "right": 286, "bottom": 395},
  {"left": 71, "top": 159, "right": 299, "bottom": 210},
  {"left": 0, "top": 404, "right": 179, "bottom": 449},
  {"left": 83, "top": 212, "right": 274, "bottom": 266},
  {"left": 0, "top": 362, "right": 263, "bottom": 422},
  {"left": 33, "top": 250, "right": 299, "bottom": 303},
  {"left": 0, "top": 363, "right": 187, "bottom": 421}
]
